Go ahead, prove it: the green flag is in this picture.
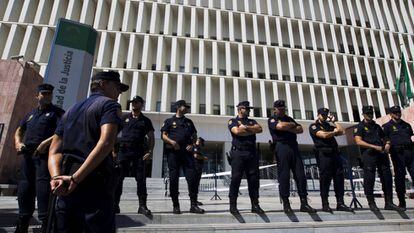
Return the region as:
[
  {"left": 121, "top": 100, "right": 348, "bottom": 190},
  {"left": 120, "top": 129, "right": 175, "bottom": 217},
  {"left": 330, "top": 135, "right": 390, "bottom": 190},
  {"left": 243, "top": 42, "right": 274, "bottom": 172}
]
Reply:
[{"left": 396, "top": 53, "right": 413, "bottom": 107}]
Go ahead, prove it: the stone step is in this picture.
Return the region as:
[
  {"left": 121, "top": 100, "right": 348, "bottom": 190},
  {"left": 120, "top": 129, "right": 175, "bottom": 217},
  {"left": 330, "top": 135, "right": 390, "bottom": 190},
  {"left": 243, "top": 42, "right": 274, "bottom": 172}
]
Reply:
[
  {"left": 114, "top": 209, "right": 414, "bottom": 227},
  {"left": 116, "top": 219, "right": 414, "bottom": 233}
]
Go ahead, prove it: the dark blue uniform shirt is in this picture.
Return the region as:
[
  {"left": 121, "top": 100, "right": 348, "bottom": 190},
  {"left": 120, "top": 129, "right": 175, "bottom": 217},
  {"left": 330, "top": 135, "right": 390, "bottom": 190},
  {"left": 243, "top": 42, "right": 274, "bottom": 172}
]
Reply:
[
  {"left": 383, "top": 119, "right": 413, "bottom": 146},
  {"left": 228, "top": 116, "right": 257, "bottom": 147},
  {"left": 268, "top": 114, "right": 299, "bottom": 143},
  {"left": 160, "top": 115, "right": 197, "bottom": 146},
  {"left": 309, "top": 120, "right": 338, "bottom": 148},
  {"left": 20, "top": 104, "right": 65, "bottom": 147},
  {"left": 119, "top": 112, "right": 154, "bottom": 145},
  {"left": 354, "top": 120, "right": 385, "bottom": 147},
  {"left": 55, "top": 92, "right": 122, "bottom": 161}
]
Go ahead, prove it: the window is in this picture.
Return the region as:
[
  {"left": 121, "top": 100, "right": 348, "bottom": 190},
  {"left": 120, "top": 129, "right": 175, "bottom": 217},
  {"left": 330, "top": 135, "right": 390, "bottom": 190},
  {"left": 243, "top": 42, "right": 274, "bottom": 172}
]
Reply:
[
  {"left": 245, "top": 72, "right": 253, "bottom": 78},
  {"left": 156, "top": 101, "right": 161, "bottom": 112},
  {"left": 318, "top": 77, "right": 326, "bottom": 84},
  {"left": 192, "top": 67, "right": 199, "bottom": 73},
  {"left": 227, "top": 105, "right": 234, "bottom": 115},
  {"left": 206, "top": 68, "right": 213, "bottom": 74},
  {"left": 151, "top": 64, "right": 156, "bottom": 70},
  {"left": 307, "top": 76, "right": 315, "bottom": 83},
  {"left": 294, "top": 76, "right": 303, "bottom": 82},
  {"left": 342, "top": 112, "right": 349, "bottom": 122},
  {"left": 138, "top": 63, "right": 142, "bottom": 69},
  {"left": 258, "top": 73, "right": 265, "bottom": 79},
  {"left": 199, "top": 104, "right": 206, "bottom": 114},
  {"left": 293, "top": 110, "right": 302, "bottom": 119},
  {"left": 253, "top": 108, "right": 262, "bottom": 117},
  {"left": 232, "top": 70, "right": 240, "bottom": 77},
  {"left": 306, "top": 110, "right": 314, "bottom": 120},
  {"left": 219, "top": 69, "right": 226, "bottom": 75},
  {"left": 165, "top": 65, "right": 171, "bottom": 71},
  {"left": 282, "top": 75, "right": 290, "bottom": 81},
  {"left": 213, "top": 105, "right": 220, "bottom": 115},
  {"left": 179, "top": 66, "right": 185, "bottom": 72},
  {"left": 330, "top": 79, "right": 337, "bottom": 85},
  {"left": 270, "top": 74, "right": 277, "bottom": 80}
]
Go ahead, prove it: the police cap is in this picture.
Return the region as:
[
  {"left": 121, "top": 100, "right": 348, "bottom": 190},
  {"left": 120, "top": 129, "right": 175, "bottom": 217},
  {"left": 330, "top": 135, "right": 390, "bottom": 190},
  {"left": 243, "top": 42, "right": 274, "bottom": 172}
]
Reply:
[
  {"left": 237, "top": 101, "right": 254, "bottom": 109},
  {"left": 128, "top": 95, "right": 144, "bottom": 104},
  {"left": 273, "top": 100, "right": 285, "bottom": 108},
  {"left": 317, "top": 107, "right": 329, "bottom": 115},
  {"left": 175, "top": 100, "right": 190, "bottom": 108},
  {"left": 37, "top": 83, "right": 54, "bottom": 93},
  {"left": 92, "top": 71, "right": 129, "bottom": 92},
  {"left": 362, "top": 105, "right": 374, "bottom": 114},
  {"left": 389, "top": 105, "right": 401, "bottom": 114}
]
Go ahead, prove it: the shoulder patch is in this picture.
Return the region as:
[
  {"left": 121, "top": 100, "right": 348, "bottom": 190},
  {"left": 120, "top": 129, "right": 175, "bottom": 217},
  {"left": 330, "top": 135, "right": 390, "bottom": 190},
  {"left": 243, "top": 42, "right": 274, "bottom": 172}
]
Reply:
[
  {"left": 311, "top": 125, "right": 317, "bottom": 130},
  {"left": 27, "top": 115, "right": 33, "bottom": 122},
  {"left": 270, "top": 119, "right": 275, "bottom": 123},
  {"left": 125, "top": 118, "right": 129, "bottom": 123},
  {"left": 45, "top": 113, "right": 50, "bottom": 117},
  {"left": 354, "top": 128, "right": 358, "bottom": 133},
  {"left": 228, "top": 120, "right": 233, "bottom": 125},
  {"left": 249, "top": 121, "right": 253, "bottom": 125}
]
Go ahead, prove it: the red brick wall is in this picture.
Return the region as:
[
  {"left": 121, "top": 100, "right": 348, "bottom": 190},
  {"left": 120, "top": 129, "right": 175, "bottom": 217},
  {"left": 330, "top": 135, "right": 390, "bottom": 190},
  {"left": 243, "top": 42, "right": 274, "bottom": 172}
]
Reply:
[{"left": 0, "top": 60, "right": 43, "bottom": 183}]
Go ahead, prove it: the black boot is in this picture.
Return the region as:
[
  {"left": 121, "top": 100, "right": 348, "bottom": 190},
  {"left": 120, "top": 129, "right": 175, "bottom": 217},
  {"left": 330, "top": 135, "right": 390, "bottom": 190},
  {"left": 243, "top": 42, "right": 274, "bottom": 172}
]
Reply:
[
  {"left": 229, "top": 198, "right": 239, "bottom": 215},
  {"left": 138, "top": 197, "right": 152, "bottom": 215},
  {"left": 172, "top": 197, "right": 181, "bottom": 214},
  {"left": 398, "top": 194, "right": 406, "bottom": 211},
  {"left": 190, "top": 199, "right": 205, "bottom": 214},
  {"left": 367, "top": 196, "right": 379, "bottom": 211},
  {"left": 14, "top": 217, "right": 29, "bottom": 233},
  {"left": 251, "top": 198, "right": 265, "bottom": 214},
  {"left": 300, "top": 197, "right": 316, "bottom": 213},
  {"left": 336, "top": 197, "right": 353, "bottom": 212},
  {"left": 282, "top": 198, "right": 293, "bottom": 214},
  {"left": 321, "top": 197, "right": 332, "bottom": 213},
  {"left": 384, "top": 196, "right": 404, "bottom": 211},
  {"left": 197, "top": 201, "right": 204, "bottom": 206}
]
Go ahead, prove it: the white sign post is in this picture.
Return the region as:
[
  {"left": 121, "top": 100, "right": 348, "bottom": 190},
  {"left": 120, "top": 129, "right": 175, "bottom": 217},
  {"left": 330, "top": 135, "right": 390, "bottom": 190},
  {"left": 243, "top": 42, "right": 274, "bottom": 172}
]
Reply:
[{"left": 44, "top": 18, "right": 97, "bottom": 110}]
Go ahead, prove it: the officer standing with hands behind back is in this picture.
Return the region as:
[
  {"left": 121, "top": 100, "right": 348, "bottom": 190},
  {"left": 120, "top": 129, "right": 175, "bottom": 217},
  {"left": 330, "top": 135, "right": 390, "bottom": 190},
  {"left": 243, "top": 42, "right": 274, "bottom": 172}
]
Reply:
[
  {"left": 114, "top": 95, "right": 154, "bottom": 216},
  {"left": 14, "top": 84, "right": 64, "bottom": 233},
  {"left": 161, "top": 100, "right": 205, "bottom": 214},
  {"left": 383, "top": 105, "right": 414, "bottom": 210},
  {"left": 268, "top": 100, "right": 316, "bottom": 214},
  {"left": 309, "top": 108, "right": 353, "bottom": 212},
  {"left": 354, "top": 106, "right": 402, "bottom": 212},
  {"left": 228, "top": 101, "right": 264, "bottom": 215},
  {"left": 48, "top": 71, "right": 128, "bottom": 232}
]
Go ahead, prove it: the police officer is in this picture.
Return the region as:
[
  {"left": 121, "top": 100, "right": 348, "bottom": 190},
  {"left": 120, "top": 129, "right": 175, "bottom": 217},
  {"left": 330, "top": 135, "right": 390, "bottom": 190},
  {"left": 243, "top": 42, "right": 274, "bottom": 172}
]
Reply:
[
  {"left": 48, "top": 71, "right": 128, "bottom": 232},
  {"left": 383, "top": 105, "right": 414, "bottom": 210},
  {"left": 268, "top": 100, "right": 315, "bottom": 213},
  {"left": 14, "top": 84, "right": 64, "bottom": 232},
  {"left": 354, "top": 105, "right": 402, "bottom": 211},
  {"left": 193, "top": 137, "right": 207, "bottom": 206},
  {"left": 161, "top": 100, "right": 204, "bottom": 214},
  {"left": 309, "top": 108, "right": 353, "bottom": 212},
  {"left": 114, "top": 96, "right": 154, "bottom": 215},
  {"left": 228, "top": 101, "right": 264, "bottom": 215}
]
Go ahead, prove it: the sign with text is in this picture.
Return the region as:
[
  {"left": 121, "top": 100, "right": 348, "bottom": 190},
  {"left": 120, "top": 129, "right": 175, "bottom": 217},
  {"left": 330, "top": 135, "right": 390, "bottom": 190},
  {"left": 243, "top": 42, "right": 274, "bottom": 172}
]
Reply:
[{"left": 44, "top": 18, "right": 97, "bottom": 110}]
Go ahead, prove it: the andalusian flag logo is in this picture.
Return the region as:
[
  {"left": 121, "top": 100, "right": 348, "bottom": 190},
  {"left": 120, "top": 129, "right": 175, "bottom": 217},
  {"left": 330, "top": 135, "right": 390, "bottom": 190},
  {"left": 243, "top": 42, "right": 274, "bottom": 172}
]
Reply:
[{"left": 396, "top": 53, "right": 413, "bottom": 107}]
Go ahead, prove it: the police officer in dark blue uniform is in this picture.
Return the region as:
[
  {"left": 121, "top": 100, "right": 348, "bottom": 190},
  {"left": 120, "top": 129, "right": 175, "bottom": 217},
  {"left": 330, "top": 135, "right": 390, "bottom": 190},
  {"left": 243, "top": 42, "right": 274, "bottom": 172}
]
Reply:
[
  {"left": 161, "top": 100, "right": 204, "bottom": 214},
  {"left": 48, "top": 71, "right": 128, "bottom": 232},
  {"left": 228, "top": 101, "right": 264, "bottom": 215},
  {"left": 114, "top": 95, "right": 154, "bottom": 215},
  {"left": 268, "top": 100, "right": 315, "bottom": 213},
  {"left": 309, "top": 108, "right": 353, "bottom": 212},
  {"left": 354, "top": 105, "right": 402, "bottom": 211},
  {"left": 383, "top": 105, "right": 414, "bottom": 210},
  {"left": 14, "top": 84, "right": 65, "bottom": 233}
]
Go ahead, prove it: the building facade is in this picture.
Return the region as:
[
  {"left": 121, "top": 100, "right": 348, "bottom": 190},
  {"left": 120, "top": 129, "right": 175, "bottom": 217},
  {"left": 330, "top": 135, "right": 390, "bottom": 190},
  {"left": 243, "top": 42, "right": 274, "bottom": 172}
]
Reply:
[{"left": 1, "top": 0, "right": 414, "bottom": 178}]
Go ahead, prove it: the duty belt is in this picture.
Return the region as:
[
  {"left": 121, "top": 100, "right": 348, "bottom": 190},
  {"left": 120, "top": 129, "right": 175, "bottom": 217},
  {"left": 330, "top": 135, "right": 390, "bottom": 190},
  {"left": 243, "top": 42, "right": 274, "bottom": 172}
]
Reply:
[
  {"left": 392, "top": 143, "right": 414, "bottom": 151},
  {"left": 315, "top": 147, "right": 338, "bottom": 153},
  {"left": 232, "top": 145, "right": 255, "bottom": 151}
]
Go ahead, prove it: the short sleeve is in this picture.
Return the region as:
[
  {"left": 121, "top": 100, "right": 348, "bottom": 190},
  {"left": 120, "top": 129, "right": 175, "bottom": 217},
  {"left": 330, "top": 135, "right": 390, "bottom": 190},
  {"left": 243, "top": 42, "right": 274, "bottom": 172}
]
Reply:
[
  {"left": 228, "top": 119, "right": 238, "bottom": 131},
  {"left": 382, "top": 123, "right": 390, "bottom": 140},
  {"left": 268, "top": 117, "right": 278, "bottom": 129},
  {"left": 406, "top": 122, "right": 414, "bottom": 136},
  {"left": 249, "top": 119, "right": 258, "bottom": 126},
  {"left": 309, "top": 124, "right": 321, "bottom": 137},
  {"left": 354, "top": 124, "right": 363, "bottom": 137},
  {"left": 19, "top": 112, "right": 31, "bottom": 130},
  {"left": 289, "top": 117, "right": 300, "bottom": 126},
  {"left": 160, "top": 119, "right": 170, "bottom": 133},
  {"left": 145, "top": 118, "right": 155, "bottom": 133},
  {"left": 100, "top": 100, "right": 122, "bottom": 126},
  {"left": 54, "top": 113, "right": 67, "bottom": 137}
]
